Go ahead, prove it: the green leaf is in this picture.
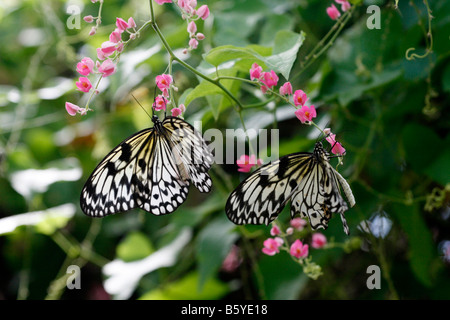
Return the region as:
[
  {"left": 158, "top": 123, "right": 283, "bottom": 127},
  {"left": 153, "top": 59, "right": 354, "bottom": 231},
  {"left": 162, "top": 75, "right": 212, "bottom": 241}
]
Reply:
[
  {"left": 138, "top": 271, "right": 228, "bottom": 300},
  {"left": 116, "top": 231, "right": 154, "bottom": 262},
  {"left": 264, "top": 30, "right": 305, "bottom": 80},
  {"left": 391, "top": 203, "right": 436, "bottom": 287},
  {"left": 196, "top": 216, "right": 238, "bottom": 290},
  {"left": 184, "top": 68, "right": 240, "bottom": 120},
  {"left": 402, "top": 123, "right": 442, "bottom": 171},
  {"left": 204, "top": 44, "right": 271, "bottom": 69}
]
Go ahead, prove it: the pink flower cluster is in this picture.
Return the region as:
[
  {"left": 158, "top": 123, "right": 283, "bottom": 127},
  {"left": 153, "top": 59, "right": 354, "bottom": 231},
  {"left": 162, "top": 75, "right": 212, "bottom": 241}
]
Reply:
[
  {"left": 250, "top": 63, "right": 317, "bottom": 124},
  {"left": 155, "top": 0, "right": 210, "bottom": 52},
  {"left": 326, "top": 0, "right": 351, "bottom": 20},
  {"left": 65, "top": 17, "right": 138, "bottom": 116},
  {"left": 249, "top": 63, "right": 280, "bottom": 94},
  {"left": 262, "top": 221, "right": 328, "bottom": 258},
  {"left": 236, "top": 154, "right": 263, "bottom": 173},
  {"left": 153, "top": 73, "right": 185, "bottom": 117}
]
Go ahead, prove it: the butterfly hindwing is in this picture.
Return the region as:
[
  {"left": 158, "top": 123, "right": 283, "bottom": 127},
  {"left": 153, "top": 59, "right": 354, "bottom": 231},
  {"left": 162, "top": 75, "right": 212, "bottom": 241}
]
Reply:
[{"left": 80, "top": 116, "right": 211, "bottom": 217}]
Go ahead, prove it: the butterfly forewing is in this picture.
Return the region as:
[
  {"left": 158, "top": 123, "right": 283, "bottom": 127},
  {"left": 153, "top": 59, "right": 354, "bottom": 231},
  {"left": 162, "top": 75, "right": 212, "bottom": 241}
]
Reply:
[
  {"left": 226, "top": 142, "right": 355, "bottom": 234},
  {"left": 226, "top": 153, "right": 313, "bottom": 225},
  {"left": 80, "top": 116, "right": 212, "bottom": 217}
]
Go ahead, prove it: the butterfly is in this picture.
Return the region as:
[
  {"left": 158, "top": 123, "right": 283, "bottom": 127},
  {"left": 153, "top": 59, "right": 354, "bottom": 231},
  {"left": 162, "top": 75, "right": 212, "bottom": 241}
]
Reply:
[
  {"left": 225, "top": 141, "right": 355, "bottom": 234},
  {"left": 80, "top": 114, "right": 213, "bottom": 217}
]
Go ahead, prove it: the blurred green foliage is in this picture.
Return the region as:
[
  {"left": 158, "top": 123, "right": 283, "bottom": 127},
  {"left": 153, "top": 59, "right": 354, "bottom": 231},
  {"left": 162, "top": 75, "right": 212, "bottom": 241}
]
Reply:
[{"left": 0, "top": 0, "right": 449, "bottom": 300}]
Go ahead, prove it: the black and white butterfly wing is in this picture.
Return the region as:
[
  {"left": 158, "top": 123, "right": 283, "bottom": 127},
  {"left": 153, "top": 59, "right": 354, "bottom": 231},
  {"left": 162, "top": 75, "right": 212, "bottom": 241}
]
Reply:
[
  {"left": 290, "top": 159, "right": 351, "bottom": 234},
  {"left": 226, "top": 142, "right": 355, "bottom": 234},
  {"left": 162, "top": 117, "right": 213, "bottom": 193},
  {"left": 225, "top": 153, "right": 313, "bottom": 225},
  {"left": 80, "top": 116, "right": 211, "bottom": 217}
]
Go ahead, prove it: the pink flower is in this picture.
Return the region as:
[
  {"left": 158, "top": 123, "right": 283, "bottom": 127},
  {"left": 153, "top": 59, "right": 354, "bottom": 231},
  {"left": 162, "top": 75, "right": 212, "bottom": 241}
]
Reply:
[
  {"left": 171, "top": 107, "right": 182, "bottom": 117},
  {"left": 153, "top": 95, "right": 167, "bottom": 111},
  {"left": 236, "top": 154, "right": 262, "bottom": 173},
  {"left": 270, "top": 225, "right": 281, "bottom": 236},
  {"left": 98, "top": 59, "right": 116, "bottom": 77},
  {"left": 290, "top": 218, "right": 307, "bottom": 231},
  {"left": 249, "top": 63, "right": 263, "bottom": 81},
  {"left": 75, "top": 77, "right": 92, "bottom": 93},
  {"left": 327, "top": 4, "right": 341, "bottom": 20},
  {"left": 290, "top": 239, "right": 309, "bottom": 259},
  {"left": 311, "top": 233, "right": 327, "bottom": 249},
  {"left": 65, "top": 102, "right": 84, "bottom": 116},
  {"left": 154, "top": 0, "right": 172, "bottom": 4},
  {"left": 156, "top": 74, "right": 173, "bottom": 97},
  {"left": 293, "top": 89, "right": 308, "bottom": 106},
  {"left": 279, "top": 82, "right": 293, "bottom": 96},
  {"left": 325, "top": 134, "right": 346, "bottom": 155},
  {"left": 262, "top": 238, "right": 283, "bottom": 256},
  {"left": 189, "top": 38, "right": 199, "bottom": 49},
  {"left": 295, "top": 105, "right": 317, "bottom": 124},
  {"left": 178, "top": 104, "right": 186, "bottom": 113},
  {"left": 109, "top": 30, "right": 122, "bottom": 43},
  {"left": 187, "top": 21, "right": 197, "bottom": 35},
  {"left": 261, "top": 70, "right": 279, "bottom": 88},
  {"left": 76, "top": 57, "right": 94, "bottom": 76},
  {"left": 100, "top": 41, "right": 117, "bottom": 56},
  {"left": 197, "top": 5, "right": 210, "bottom": 20},
  {"left": 116, "top": 17, "right": 129, "bottom": 31}
]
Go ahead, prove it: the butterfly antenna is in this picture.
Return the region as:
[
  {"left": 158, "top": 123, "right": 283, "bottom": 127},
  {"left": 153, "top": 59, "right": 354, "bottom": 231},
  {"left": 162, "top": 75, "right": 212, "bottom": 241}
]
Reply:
[{"left": 131, "top": 93, "right": 152, "bottom": 119}]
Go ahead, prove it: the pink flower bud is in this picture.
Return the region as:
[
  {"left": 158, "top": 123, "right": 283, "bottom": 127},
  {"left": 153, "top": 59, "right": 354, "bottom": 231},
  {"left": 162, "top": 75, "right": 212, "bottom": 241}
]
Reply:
[
  {"left": 75, "top": 77, "right": 92, "bottom": 93},
  {"left": 196, "top": 32, "right": 205, "bottom": 40},
  {"left": 116, "top": 17, "right": 129, "bottom": 31},
  {"left": 89, "top": 26, "right": 97, "bottom": 36},
  {"left": 178, "top": 104, "right": 186, "bottom": 112},
  {"left": 100, "top": 41, "right": 117, "bottom": 56},
  {"left": 83, "top": 15, "right": 94, "bottom": 23},
  {"left": 98, "top": 59, "right": 116, "bottom": 77},
  {"left": 109, "top": 30, "right": 121, "bottom": 43},
  {"left": 311, "top": 233, "right": 327, "bottom": 249},
  {"left": 197, "top": 5, "right": 210, "bottom": 20},
  {"left": 326, "top": 4, "right": 341, "bottom": 20},
  {"left": 154, "top": 0, "right": 172, "bottom": 4},
  {"left": 65, "top": 102, "right": 81, "bottom": 116},
  {"left": 270, "top": 225, "right": 281, "bottom": 236},
  {"left": 127, "top": 17, "right": 136, "bottom": 28},
  {"left": 290, "top": 218, "right": 307, "bottom": 231},
  {"left": 187, "top": 21, "right": 197, "bottom": 35},
  {"left": 189, "top": 38, "right": 198, "bottom": 49}
]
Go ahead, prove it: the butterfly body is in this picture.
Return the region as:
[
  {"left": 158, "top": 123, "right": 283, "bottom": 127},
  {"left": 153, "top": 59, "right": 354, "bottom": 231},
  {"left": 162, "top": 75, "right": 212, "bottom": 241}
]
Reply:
[
  {"left": 226, "top": 142, "right": 355, "bottom": 234},
  {"left": 80, "top": 116, "right": 213, "bottom": 217}
]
